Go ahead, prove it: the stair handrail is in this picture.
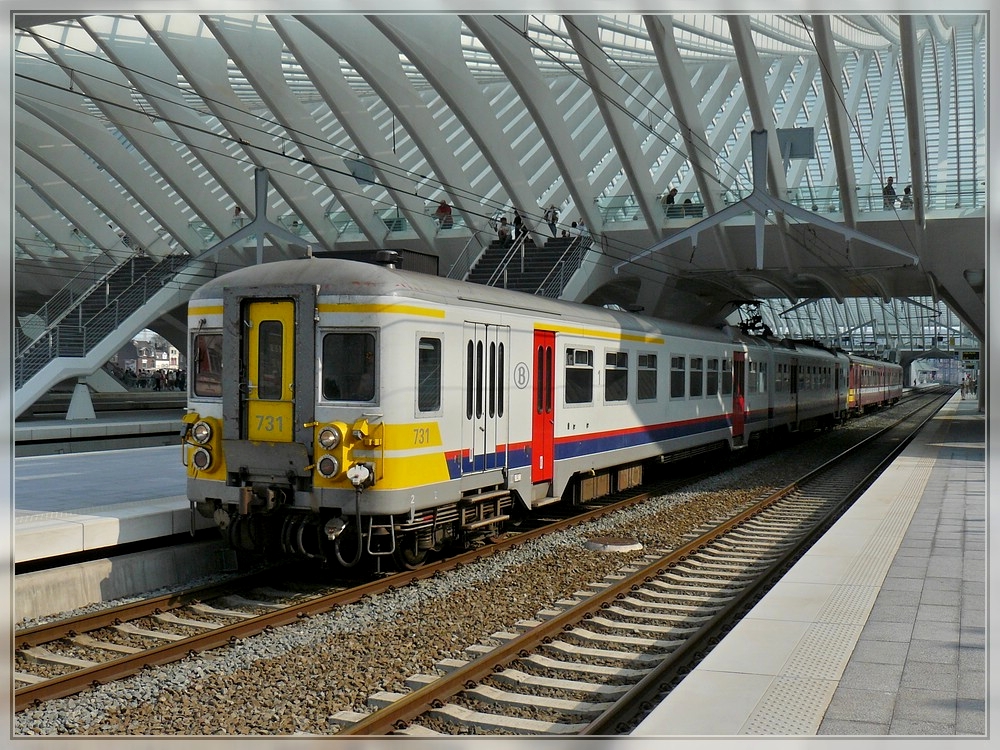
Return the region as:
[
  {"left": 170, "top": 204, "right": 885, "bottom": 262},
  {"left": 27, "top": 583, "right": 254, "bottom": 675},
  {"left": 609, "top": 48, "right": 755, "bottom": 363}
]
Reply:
[
  {"left": 485, "top": 233, "right": 529, "bottom": 288},
  {"left": 14, "top": 252, "right": 193, "bottom": 390},
  {"left": 15, "top": 246, "right": 134, "bottom": 354},
  {"left": 445, "top": 227, "right": 496, "bottom": 280},
  {"left": 534, "top": 234, "right": 593, "bottom": 298}
]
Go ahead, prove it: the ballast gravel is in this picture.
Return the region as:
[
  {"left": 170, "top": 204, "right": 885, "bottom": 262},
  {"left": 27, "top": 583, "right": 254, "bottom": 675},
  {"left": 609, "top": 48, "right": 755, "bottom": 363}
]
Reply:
[{"left": 15, "top": 411, "right": 900, "bottom": 736}]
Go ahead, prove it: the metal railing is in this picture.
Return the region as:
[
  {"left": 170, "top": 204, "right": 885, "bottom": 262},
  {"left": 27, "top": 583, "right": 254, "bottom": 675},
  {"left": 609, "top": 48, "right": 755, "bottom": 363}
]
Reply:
[
  {"left": 534, "top": 235, "right": 592, "bottom": 298},
  {"left": 485, "top": 233, "right": 529, "bottom": 289},
  {"left": 446, "top": 228, "right": 496, "bottom": 280},
  {"left": 14, "top": 253, "right": 191, "bottom": 390},
  {"left": 15, "top": 248, "right": 133, "bottom": 353},
  {"left": 596, "top": 178, "right": 986, "bottom": 225}
]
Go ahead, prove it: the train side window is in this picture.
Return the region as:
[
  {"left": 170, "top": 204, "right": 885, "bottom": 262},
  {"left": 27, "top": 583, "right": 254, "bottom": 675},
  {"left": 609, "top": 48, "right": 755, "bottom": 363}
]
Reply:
[
  {"left": 466, "top": 340, "right": 474, "bottom": 419},
  {"left": 497, "top": 342, "right": 505, "bottom": 418},
  {"left": 604, "top": 351, "right": 628, "bottom": 402},
  {"left": 706, "top": 358, "right": 719, "bottom": 396},
  {"left": 670, "top": 356, "right": 685, "bottom": 398},
  {"left": 759, "top": 362, "right": 768, "bottom": 392},
  {"left": 721, "top": 358, "right": 733, "bottom": 395},
  {"left": 192, "top": 332, "right": 222, "bottom": 398},
  {"left": 417, "top": 337, "right": 441, "bottom": 412},
  {"left": 690, "top": 357, "right": 704, "bottom": 397},
  {"left": 638, "top": 353, "right": 657, "bottom": 401},
  {"left": 489, "top": 341, "right": 496, "bottom": 417},
  {"left": 565, "top": 347, "right": 593, "bottom": 404},
  {"left": 321, "top": 331, "right": 376, "bottom": 401},
  {"left": 747, "top": 361, "right": 757, "bottom": 394}
]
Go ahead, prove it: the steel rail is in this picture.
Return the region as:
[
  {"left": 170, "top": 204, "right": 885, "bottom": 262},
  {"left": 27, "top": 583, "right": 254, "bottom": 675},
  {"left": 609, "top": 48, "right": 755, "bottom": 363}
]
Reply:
[
  {"left": 13, "top": 469, "right": 688, "bottom": 713},
  {"left": 14, "top": 569, "right": 289, "bottom": 649},
  {"left": 338, "top": 389, "right": 951, "bottom": 735},
  {"left": 582, "top": 389, "right": 952, "bottom": 734}
]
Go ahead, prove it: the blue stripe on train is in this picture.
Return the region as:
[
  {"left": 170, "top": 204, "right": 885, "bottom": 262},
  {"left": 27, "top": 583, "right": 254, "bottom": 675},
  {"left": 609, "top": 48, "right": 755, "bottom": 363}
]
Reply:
[
  {"left": 449, "top": 411, "right": 766, "bottom": 478},
  {"left": 555, "top": 414, "right": 734, "bottom": 460}
]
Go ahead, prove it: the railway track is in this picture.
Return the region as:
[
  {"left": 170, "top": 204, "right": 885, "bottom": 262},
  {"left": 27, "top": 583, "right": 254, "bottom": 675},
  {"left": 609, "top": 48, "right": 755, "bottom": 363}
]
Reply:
[
  {"left": 329, "top": 388, "right": 951, "bottom": 736},
  {"left": 13, "top": 458, "right": 713, "bottom": 714},
  {"left": 14, "top": 388, "right": 946, "bottom": 719}
]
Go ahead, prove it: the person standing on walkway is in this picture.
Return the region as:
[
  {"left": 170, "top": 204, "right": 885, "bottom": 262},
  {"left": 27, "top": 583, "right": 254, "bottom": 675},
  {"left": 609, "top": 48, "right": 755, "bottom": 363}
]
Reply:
[
  {"left": 434, "top": 200, "right": 453, "bottom": 228},
  {"left": 882, "top": 177, "right": 896, "bottom": 208}
]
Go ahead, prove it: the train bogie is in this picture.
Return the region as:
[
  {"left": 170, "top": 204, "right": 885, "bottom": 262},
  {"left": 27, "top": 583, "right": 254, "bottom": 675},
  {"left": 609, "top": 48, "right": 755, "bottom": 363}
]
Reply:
[{"left": 182, "top": 257, "right": 901, "bottom": 570}]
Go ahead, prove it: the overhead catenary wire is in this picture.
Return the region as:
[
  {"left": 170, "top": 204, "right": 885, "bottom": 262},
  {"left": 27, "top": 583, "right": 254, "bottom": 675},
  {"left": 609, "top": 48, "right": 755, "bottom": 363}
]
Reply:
[{"left": 13, "top": 15, "right": 924, "bottom": 299}]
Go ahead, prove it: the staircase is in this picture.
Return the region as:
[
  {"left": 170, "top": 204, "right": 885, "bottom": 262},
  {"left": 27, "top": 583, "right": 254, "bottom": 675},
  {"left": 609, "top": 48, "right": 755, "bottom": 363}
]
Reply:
[
  {"left": 14, "top": 253, "right": 191, "bottom": 392},
  {"left": 466, "top": 234, "right": 592, "bottom": 297}
]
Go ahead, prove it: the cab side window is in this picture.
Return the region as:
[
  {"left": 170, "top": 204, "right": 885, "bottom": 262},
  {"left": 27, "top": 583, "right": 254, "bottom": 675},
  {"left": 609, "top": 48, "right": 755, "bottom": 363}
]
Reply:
[
  {"left": 322, "top": 331, "right": 376, "bottom": 401},
  {"left": 417, "top": 337, "right": 442, "bottom": 412}
]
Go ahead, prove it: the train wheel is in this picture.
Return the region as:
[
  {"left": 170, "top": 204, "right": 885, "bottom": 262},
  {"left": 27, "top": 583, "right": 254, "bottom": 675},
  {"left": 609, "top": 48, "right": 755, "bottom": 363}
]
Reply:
[{"left": 392, "top": 541, "right": 429, "bottom": 570}]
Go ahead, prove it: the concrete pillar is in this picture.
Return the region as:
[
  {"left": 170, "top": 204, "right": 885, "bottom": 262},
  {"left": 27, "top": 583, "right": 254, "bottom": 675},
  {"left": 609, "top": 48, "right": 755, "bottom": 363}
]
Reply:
[{"left": 66, "top": 380, "right": 96, "bottom": 420}]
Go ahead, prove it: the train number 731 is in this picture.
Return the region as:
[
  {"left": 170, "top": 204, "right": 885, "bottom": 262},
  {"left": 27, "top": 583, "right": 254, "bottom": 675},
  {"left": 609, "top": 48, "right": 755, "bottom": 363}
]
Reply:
[{"left": 255, "top": 415, "right": 284, "bottom": 432}]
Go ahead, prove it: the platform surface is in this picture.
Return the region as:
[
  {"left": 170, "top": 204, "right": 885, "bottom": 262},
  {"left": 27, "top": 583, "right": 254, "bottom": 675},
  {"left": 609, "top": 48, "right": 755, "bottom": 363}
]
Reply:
[
  {"left": 633, "top": 393, "right": 986, "bottom": 737},
  {"left": 13, "top": 443, "right": 203, "bottom": 564}
]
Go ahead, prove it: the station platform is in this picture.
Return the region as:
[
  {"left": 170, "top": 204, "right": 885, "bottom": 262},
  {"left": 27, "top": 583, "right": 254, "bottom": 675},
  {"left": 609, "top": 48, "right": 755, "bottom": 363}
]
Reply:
[
  {"left": 13, "top": 439, "right": 223, "bottom": 623},
  {"left": 633, "top": 392, "right": 987, "bottom": 736},
  {"left": 14, "top": 408, "right": 182, "bottom": 457},
  {"left": 13, "top": 442, "right": 203, "bottom": 566}
]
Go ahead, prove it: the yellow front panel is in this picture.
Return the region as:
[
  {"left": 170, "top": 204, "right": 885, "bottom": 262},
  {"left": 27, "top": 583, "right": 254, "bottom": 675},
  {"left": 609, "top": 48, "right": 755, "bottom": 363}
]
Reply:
[
  {"left": 248, "top": 401, "right": 294, "bottom": 441},
  {"left": 312, "top": 421, "right": 451, "bottom": 490},
  {"left": 246, "top": 300, "right": 295, "bottom": 442}
]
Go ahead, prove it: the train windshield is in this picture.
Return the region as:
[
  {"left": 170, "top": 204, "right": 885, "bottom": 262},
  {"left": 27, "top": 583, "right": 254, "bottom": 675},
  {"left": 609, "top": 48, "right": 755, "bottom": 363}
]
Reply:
[{"left": 322, "top": 331, "right": 376, "bottom": 401}]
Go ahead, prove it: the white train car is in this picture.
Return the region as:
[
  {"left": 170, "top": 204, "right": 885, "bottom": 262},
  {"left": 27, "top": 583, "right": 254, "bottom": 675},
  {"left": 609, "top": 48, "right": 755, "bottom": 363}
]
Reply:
[{"left": 182, "top": 257, "right": 858, "bottom": 569}]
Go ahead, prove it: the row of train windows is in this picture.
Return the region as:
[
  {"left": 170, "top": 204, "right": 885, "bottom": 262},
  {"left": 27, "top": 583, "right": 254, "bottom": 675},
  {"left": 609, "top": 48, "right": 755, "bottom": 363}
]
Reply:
[
  {"left": 192, "top": 329, "right": 845, "bottom": 415},
  {"left": 190, "top": 331, "right": 443, "bottom": 411},
  {"left": 857, "top": 367, "right": 899, "bottom": 386},
  {"left": 772, "top": 362, "right": 839, "bottom": 392},
  {"left": 569, "top": 350, "right": 735, "bottom": 403}
]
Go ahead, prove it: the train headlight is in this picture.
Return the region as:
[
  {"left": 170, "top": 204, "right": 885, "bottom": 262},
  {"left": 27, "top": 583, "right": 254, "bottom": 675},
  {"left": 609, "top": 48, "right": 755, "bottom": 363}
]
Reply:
[
  {"left": 191, "top": 420, "right": 213, "bottom": 445},
  {"left": 192, "top": 447, "right": 212, "bottom": 470},
  {"left": 319, "top": 426, "right": 342, "bottom": 450},
  {"left": 317, "top": 454, "right": 340, "bottom": 478}
]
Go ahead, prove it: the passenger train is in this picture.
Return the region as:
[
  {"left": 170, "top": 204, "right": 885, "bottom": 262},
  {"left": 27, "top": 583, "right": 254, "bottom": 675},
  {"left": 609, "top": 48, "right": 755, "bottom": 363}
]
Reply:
[{"left": 182, "top": 256, "right": 902, "bottom": 569}]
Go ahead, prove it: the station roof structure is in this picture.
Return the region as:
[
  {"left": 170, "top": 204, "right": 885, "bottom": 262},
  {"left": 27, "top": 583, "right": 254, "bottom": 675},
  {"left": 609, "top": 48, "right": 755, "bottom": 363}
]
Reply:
[{"left": 10, "top": 11, "right": 987, "bottom": 412}]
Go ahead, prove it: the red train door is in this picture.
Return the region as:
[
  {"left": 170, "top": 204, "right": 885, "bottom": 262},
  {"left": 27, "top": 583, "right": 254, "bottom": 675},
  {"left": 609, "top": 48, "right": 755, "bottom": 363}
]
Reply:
[
  {"left": 532, "top": 330, "right": 555, "bottom": 483},
  {"left": 732, "top": 351, "right": 746, "bottom": 439}
]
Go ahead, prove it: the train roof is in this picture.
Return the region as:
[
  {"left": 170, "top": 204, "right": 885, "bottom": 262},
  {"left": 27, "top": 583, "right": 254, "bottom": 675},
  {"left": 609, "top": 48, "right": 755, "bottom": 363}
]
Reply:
[
  {"left": 194, "top": 259, "right": 903, "bottom": 366},
  {"left": 192, "top": 257, "right": 738, "bottom": 343}
]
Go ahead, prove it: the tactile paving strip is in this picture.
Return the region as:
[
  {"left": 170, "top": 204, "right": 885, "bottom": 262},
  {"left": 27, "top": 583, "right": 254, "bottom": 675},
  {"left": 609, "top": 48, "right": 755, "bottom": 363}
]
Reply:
[
  {"left": 742, "top": 675, "right": 839, "bottom": 735},
  {"left": 738, "top": 452, "right": 937, "bottom": 734}
]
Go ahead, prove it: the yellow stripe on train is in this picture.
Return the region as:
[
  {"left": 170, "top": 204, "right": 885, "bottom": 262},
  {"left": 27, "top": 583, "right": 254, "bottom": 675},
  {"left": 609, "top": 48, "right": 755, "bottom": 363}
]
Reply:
[
  {"left": 313, "top": 421, "right": 449, "bottom": 490},
  {"left": 542, "top": 323, "right": 664, "bottom": 345},
  {"left": 316, "top": 303, "right": 445, "bottom": 318},
  {"left": 316, "top": 452, "right": 453, "bottom": 490}
]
